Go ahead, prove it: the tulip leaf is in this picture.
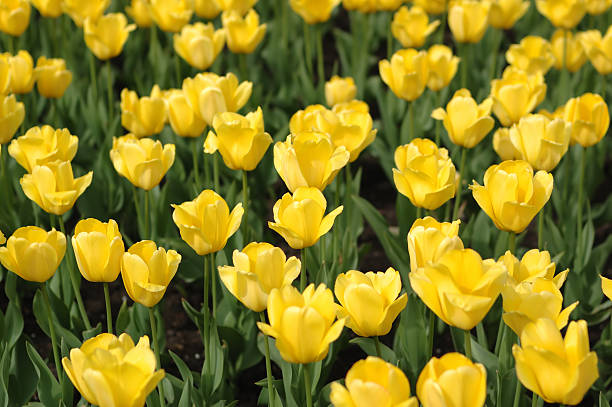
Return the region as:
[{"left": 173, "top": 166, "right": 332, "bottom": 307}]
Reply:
[
  {"left": 25, "top": 342, "right": 61, "bottom": 407},
  {"left": 170, "top": 350, "right": 194, "bottom": 384},
  {"left": 181, "top": 299, "right": 204, "bottom": 336},
  {"left": 7, "top": 338, "right": 38, "bottom": 406},
  {"left": 177, "top": 379, "right": 192, "bottom": 407},
  {"left": 4, "top": 301, "right": 23, "bottom": 350},
  {"left": 349, "top": 337, "right": 398, "bottom": 364},
  {"left": 600, "top": 392, "right": 610, "bottom": 407}
]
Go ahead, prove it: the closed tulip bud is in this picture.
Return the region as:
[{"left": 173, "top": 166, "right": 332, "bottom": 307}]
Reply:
[
  {"left": 325, "top": 76, "right": 357, "bottom": 107},
  {"left": 563, "top": 93, "right": 609, "bottom": 147},
  {"left": 217, "top": 0, "right": 257, "bottom": 14},
  {"left": 167, "top": 91, "right": 207, "bottom": 137},
  {"left": 0, "top": 226, "right": 65, "bottom": 282},
  {"left": 448, "top": 0, "right": 490, "bottom": 44},
  {"left": 4, "top": 50, "right": 35, "bottom": 94},
  {"left": 195, "top": 0, "right": 221, "bottom": 19},
  {"left": 413, "top": 0, "right": 446, "bottom": 14},
  {"left": 126, "top": 0, "right": 153, "bottom": 27},
  {"left": 342, "top": 0, "right": 378, "bottom": 13},
  {"left": 407, "top": 216, "right": 464, "bottom": 273},
  {"left": 432, "top": 89, "right": 494, "bottom": 148},
  {"left": 579, "top": 27, "right": 612, "bottom": 75},
  {"left": 8, "top": 126, "right": 78, "bottom": 173},
  {"left": 120, "top": 87, "right": 167, "bottom": 137},
  {"left": 506, "top": 36, "right": 555, "bottom": 75},
  {"left": 552, "top": 30, "right": 587, "bottom": 72},
  {"left": 426, "top": 45, "right": 460, "bottom": 92},
  {"left": 84, "top": 13, "right": 135, "bottom": 60},
  {"left": 335, "top": 268, "right": 408, "bottom": 337},
  {"left": 601, "top": 275, "right": 612, "bottom": 300},
  {"left": 63, "top": 0, "right": 110, "bottom": 27},
  {"left": 379, "top": 48, "right": 429, "bottom": 101},
  {"left": 330, "top": 357, "right": 418, "bottom": 407},
  {"left": 498, "top": 249, "right": 569, "bottom": 287},
  {"left": 488, "top": 0, "right": 530, "bottom": 29},
  {"left": 110, "top": 135, "right": 175, "bottom": 190},
  {"left": 490, "top": 67, "right": 547, "bottom": 127},
  {"left": 393, "top": 138, "right": 456, "bottom": 210},
  {"left": 0, "top": 57, "right": 9, "bottom": 95},
  {"left": 331, "top": 100, "right": 377, "bottom": 162},
  {"left": 391, "top": 6, "right": 440, "bottom": 48},
  {"left": 150, "top": 0, "right": 193, "bottom": 32},
  {"left": 172, "top": 189, "right": 243, "bottom": 255},
  {"left": 222, "top": 9, "right": 266, "bottom": 54},
  {"left": 269, "top": 187, "right": 343, "bottom": 249},
  {"left": 257, "top": 283, "right": 345, "bottom": 364},
  {"left": 0, "top": 94, "right": 25, "bottom": 144},
  {"left": 121, "top": 241, "right": 181, "bottom": 307},
  {"left": 31, "top": 0, "right": 62, "bottom": 18},
  {"left": 470, "top": 160, "right": 553, "bottom": 233},
  {"left": 72, "top": 219, "right": 124, "bottom": 283},
  {"left": 204, "top": 107, "right": 272, "bottom": 171},
  {"left": 536, "top": 0, "right": 586, "bottom": 29},
  {"left": 0, "top": 0, "right": 30, "bottom": 36},
  {"left": 174, "top": 22, "right": 224, "bottom": 70},
  {"left": 586, "top": 0, "right": 612, "bottom": 14},
  {"left": 219, "top": 242, "right": 301, "bottom": 312},
  {"left": 289, "top": 0, "right": 341, "bottom": 24},
  {"left": 417, "top": 353, "right": 487, "bottom": 407},
  {"left": 34, "top": 57, "right": 72, "bottom": 98},
  {"left": 513, "top": 319, "right": 598, "bottom": 405},
  {"left": 377, "top": 0, "right": 406, "bottom": 11},
  {"left": 273, "top": 132, "right": 350, "bottom": 192}
]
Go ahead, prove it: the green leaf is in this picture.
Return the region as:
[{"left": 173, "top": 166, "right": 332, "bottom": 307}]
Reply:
[
  {"left": 349, "top": 337, "right": 398, "bottom": 363},
  {"left": 600, "top": 392, "right": 610, "bottom": 407},
  {"left": 26, "top": 342, "right": 61, "bottom": 407},
  {"left": 4, "top": 301, "right": 23, "bottom": 350}
]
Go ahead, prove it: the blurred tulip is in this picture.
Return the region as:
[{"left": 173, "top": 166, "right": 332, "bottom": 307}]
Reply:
[
  {"left": 257, "top": 283, "right": 345, "bottom": 364},
  {"left": 391, "top": 6, "right": 439, "bottom": 48},
  {"left": 488, "top": 0, "right": 529, "bottom": 29},
  {"left": 407, "top": 216, "right": 463, "bottom": 273},
  {"left": 379, "top": 48, "right": 429, "bottom": 101},
  {"left": 3, "top": 50, "right": 35, "bottom": 94},
  {"left": 222, "top": 9, "right": 266, "bottom": 54},
  {"left": 0, "top": 230, "right": 4, "bottom": 245},
  {"left": 121, "top": 240, "right": 181, "bottom": 307},
  {"left": 413, "top": 0, "right": 446, "bottom": 13},
  {"left": 426, "top": 45, "right": 460, "bottom": 91},
  {"left": 219, "top": 242, "right": 301, "bottom": 312},
  {"left": 174, "top": 22, "right": 225, "bottom": 70},
  {"left": 536, "top": 0, "right": 586, "bottom": 29},
  {"left": 490, "top": 67, "right": 547, "bottom": 126},
  {"left": 31, "top": 0, "right": 62, "bottom": 18},
  {"left": 498, "top": 249, "right": 569, "bottom": 287},
  {"left": 120, "top": 87, "right": 167, "bottom": 137},
  {"left": 84, "top": 13, "right": 135, "bottom": 60},
  {"left": 343, "top": 0, "right": 378, "bottom": 13},
  {"left": 72, "top": 219, "right": 124, "bottom": 283},
  {"left": 325, "top": 76, "right": 357, "bottom": 107},
  {"left": 217, "top": 0, "right": 257, "bottom": 14},
  {"left": 195, "top": 0, "right": 221, "bottom": 18},
  {"left": 585, "top": 0, "right": 612, "bottom": 13},
  {"left": 8, "top": 125, "right": 78, "bottom": 173},
  {"left": 0, "top": 57, "right": 9, "bottom": 95},
  {"left": 63, "top": 0, "right": 110, "bottom": 27},
  {"left": 34, "top": 57, "right": 72, "bottom": 98},
  {"left": 289, "top": 0, "right": 341, "bottom": 24},
  {"left": 331, "top": 100, "right": 377, "bottom": 162},
  {"left": 126, "top": 0, "right": 153, "bottom": 27},
  {"left": 579, "top": 27, "right": 612, "bottom": 75},
  {"left": 448, "top": 0, "right": 490, "bottom": 44},
  {"left": 150, "top": 0, "right": 193, "bottom": 32},
  {"left": 563, "top": 93, "right": 609, "bottom": 147},
  {"left": 0, "top": 0, "right": 30, "bottom": 36},
  {"left": 167, "top": 91, "right": 207, "bottom": 137},
  {"left": 376, "top": 0, "right": 406, "bottom": 11},
  {"left": 0, "top": 226, "right": 65, "bottom": 282},
  {"left": 552, "top": 30, "right": 587, "bottom": 72},
  {"left": 602, "top": 275, "right": 612, "bottom": 300},
  {"left": 506, "top": 35, "right": 555, "bottom": 75},
  {"left": 0, "top": 94, "right": 25, "bottom": 144}
]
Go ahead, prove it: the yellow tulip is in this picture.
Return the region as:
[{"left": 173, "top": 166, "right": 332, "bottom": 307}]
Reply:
[
  {"left": 325, "top": 76, "right": 357, "bottom": 107},
  {"left": 273, "top": 131, "right": 350, "bottom": 192},
  {"left": 379, "top": 48, "right": 429, "bottom": 101},
  {"left": 342, "top": 0, "right": 378, "bottom": 13},
  {"left": 470, "top": 160, "right": 553, "bottom": 233},
  {"left": 431, "top": 89, "right": 494, "bottom": 148},
  {"left": 0, "top": 57, "right": 9, "bottom": 95},
  {"left": 493, "top": 114, "right": 571, "bottom": 171},
  {"left": 121, "top": 240, "right": 181, "bottom": 307},
  {"left": 498, "top": 248, "right": 569, "bottom": 287},
  {"left": 30, "top": 0, "right": 62, "bottom": 18},
  {"left": 204, "top": 107, "right": 272, "bottom": 171},
  {"left": 194, "top": 0, "right": 221, "bottom": 19},
  {"left": 289, "top": 0, "right": 341, "bottom": 24},
  {"left": 218, "top": 242, "right": 301, "bottom": 312},
  {"left": 377, "top": 0, "right": 406, "bottom": 11},
  {"left": 172, "top": 189, "right": 243, "bottom": 255},
  {"left": 21, "top": 161, "right": 93, "bottom": 215},
  {"left": 62, "top": 333, "right": 165, "bottom": 407},
  {"left": 167, "top": 91, "right": 207, "bottom": 138},
  {"left": 448, "top": 0, "right": 490, "bottom": 43},
  {"left": 391, "top": 6, "right": 440, "bottom": 48},
  {"left": 8, "top": 125, "right": 78, "bottom": 173},
  {"left": 417, "top": 353, "right": 487, "bottom": 407},
  {"left": 0, "top": 94, "right": 25, "bottom": 144},
  {"left": 222, "top": 9, "right": 266, "bottom": 54},
  {"left": 120, "top": 87, "right": 167, "bottom": 137},
  {"left": 0, "top": 230, "right": 4, "bottom": 245},
  {"left": 490, "top": 67, "right": 547, "bottom": 127},
  {"left": 0, "top": 226, "right": 65, "bottom": 283},
  {"left": 513, "top": 319, "right": 598, "bottom": 405},
  {"left": 126, "top": 0, "right": 153, "bottom": 27},
  {"left": 63, "top": 0, "right": 109, "bottom": 27},
  {"left": 34, "top": 57, "right": 72, "bottom": 98},
  {"left": 506, "top": 35, "right": 555, "bottom": 75},
  {"left": 410, "top": 248, "right": 506, "bottom": 330},
  {"left": 563, "top": 92, "right": 609, "bottom": 147},
  {"left": 72, "top": 219, "right": 125, "bottom": 283},
  {"left": 536, "top": 0, "right": 586, "bottom": 29},
  {"left": 552, "top": 29, "right": 587, "bottom": 72},
  {"left": 268, "top": 187, "right": 343, "bottom": 249},
  {"left": 174, "top": 22, "right": 225, "bottom": 70},
  {"left": 84, "top": 13, "right": 135, "bottom": 60},
  {"left": 579, "top": 27, "right": 612, "bottom": 75},
  {"left": 407, "top": 216, "right": 463, "bottom": 273},
  {"left": 150, "top": 0, "right": 194, "bottom": 32},
  {"left": 335, "top": 268, "right": 408, "bottom": 337},
  {"left": 426, "top": 45, "right": 460, "bottom": 92},
  {"left": 217, "top": 0, "right": 258, "bottom": 14},
  {"left": 110, "top": 135, "right": 175, "bottom": 190},
  {"left": 488, "top": 0, "right": 530, "bottom": 29},
  {"left": 257, "top": 283, "right": 345, "bottom": 364},
  {"left": 330, "top": 356, "right": 418, "bottom": 407},
  {"left": 586, "top": 0, "right": 612, "bottom": 14},
  {"left": 393, "top": 138, "right": 456, "bottom": 210},
  {"left": 331, "top": 100, "right": 377, "bottom": 162},
  {"left": 3, "top": 50, "right": 35, "bottom": 94},
  {"left": 601, "top": 275, "right": 612, "bottom": 300},
  {"left": 0, "top": 0, "right": 30, "bottom": 36},
  {"left": 413, "top": 0, "right": 446, "bottom": 14}
]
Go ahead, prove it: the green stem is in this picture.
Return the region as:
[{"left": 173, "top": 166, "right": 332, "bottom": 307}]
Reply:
[
  {"left": 144, "top": 190, "right": 150, "bottom": 239},
  {"left": 560, "top": 30, "right": 570, "bottom": 103},
  {"left": 174, "top": 52, "right": 181, "bottom": 87},
  {"left": 512, "top": 377, "right": 522, "bottom": 407},
  {"left": 427, "top": 309, "right": 435, "bottom": 359},
  {"left": 303, "top": 20, "right": 312, "bottom": 78},
  {"left": 508, "top": 231, "right": 516, "bottom": 254},
  {"left": 239, "top": 53, "right": 248, "bottom": 81},
  {"left": 435, "top": 91, "right": 442, "bottom": 146},
  {"left": 316, "top": 24, "right": 325, "bottom": 86},
  {"left": 106, "top": 60, "right": 113, "bottom": 125},
  {"left": 374, "top": 336, "right": 383, "bottom": 358},
  {"left": 203, "top": 255, "right": 210, "bottom": 361},
  {"left": 300, "top": 248, "right": 307, "bottom": 291},
  {"left": 489, "top": 28, "right": 502, "bottom": 83},
  {"left": 88, "top": 51, "right": 97, "bottom": 100},
  {"left": 303, "top": 364, "right": 313, "bottom": 407},
  {"left": 210, "top": 253, "right": 217, "bottom": 319},
  {"left": 149, "top": 307, "right": 166, "bottom": 407},
  {"left": 409, "top": 101, "right": 415, "bottom": 142},
  {"left": 192, "top": 138, "right": 201, "bottom": 191},
  {"left": 538, "top": 208, "right": 544, "bottom": 250},
  {"left": 494, "top": 320, "right": 507, "bottom": 356},
  {"left": 103, "top": 282, "right": 113, "bottom": 334},
  {"left": 460, "top": 43, "right": 468, "bottom": 89},
  {"left": 41, "top": 283, "right": 62, "bottom": 385},
  {"left": 281, "top": 0, "right": 288, "bottom": 50},
  {"left": 452, "top": 147, "right": 467, "bottom": 220},
  {"left": 464, "top": 329, "right": 472, "bottom": 360},
  {"left": 386, "top": 12, "right": 393, "bottom": 58},
  {"left": 260, "top": 312, "right": 276, "bottom": 406},
  {"left": 416, "top": 206, "right": 423, "bottom": 220},
  {"left": 436, "top": 11, "right": 446, "bottom": 44},
  {"left": 576, "top": 146, "right": 586, "bottom": 263},
  {"left": 242, "top": 170, "right": 249, "bottom": 243},
  {"left": 213, "top": 152, "right": 219, "bottom": 191},
  {"left": 133, "top": 186, "right": 143, "bottom": 232},
  {"left": 532, "top": 394, "right": 539, "bottom": 407}
]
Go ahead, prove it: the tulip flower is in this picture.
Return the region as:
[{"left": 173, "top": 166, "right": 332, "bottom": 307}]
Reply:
[
  {"left": 219, "top": 242, "right": 301, "bottom": 312},
  {"left": 34, "top": 57, "right": 72, "bottom": 99},
  {"left": 417, "top": 353, "right": 487, "bottom": 407},
  {"left": 174, "top": 22, "right": 225, "bottom": 70},
  {"left": 3, "top": 50, "right": 35, "bottom": 94},
  {"left": 330, "top": 357, "right": 418, "bottom": 407},
  {"left": 552, "top": 30, "right": 587, "bottom": 72},
  {"left": 0, "top": 0, "right": 30, "bottom": 36},
  {"left": 377, "top": 0, "right": 406, "bottom": 10},
  {"left": 171, "top": 189, "right": 243, "bottom": 255},
  {"left": 506, "top": 36, "right": 555, "bottom": 75},
  {"left": 20, "top": 161, "right": 93, "bottom": 215},
  {"left": 0, "top": 226, "right": 65, "bottom": 282},
  {"left": 72, "top": 219, "right": 125, "bottom": 283},
  {"left": 204, "top": 107, "right": 272, "bottom": 171},
  {"left": 121, "top": 240, "right": 181, "bottom": 307},
  {"left": 0, "top": 230, "right": 4, "bottom": 245},
  {"left": 513, "top": 319, "right": 598, "bottom": 405},
  {"left": 493, "top": 114, "right": 571, "bottom": 171},
  {"left": 601, "top": 275, "right": 612, "bottom": 300},
  {"left": 379, "top": 48, "right": 429, "bottom": 102},
  {"left": 413, "top": 0, "right": 446, "bottom": 14},
  {"left": 488, "top": 0, "right": 530, "bottom": 29},
  {"left": 426, "top": 45, "right": 460, "bottom": 92},
  {"left": 393, "top": 138, "right": 456, "bottom": 210},
  {"left": 63, "top": 0, "right": 110, "bottom": 27},
  {"left": 110, "top": 135, "right": 175, "bottom": 190},
  {"left": 31, "top": 0, "right": 62, "bottom": 18},
  {"left": 0, "top": 58, "right": 9, "bottom": 95},
  {"left": 331, "top": 101, "right": 377, "bottom": 162},
  {"left": 325, "top": 76, "right": 357, "bottom": 107},
  {"left": 448, "top": 0, "right": 490, "bottom": 44},
  {"left": 0, "top": 94, "right": 25, "bottom": 144},
  {"left": 432, "top": 89, "right": 494, "bottom": 148},
  {"left": 563, "top": 93, "right": 609, "bottom": 147},
  {"left": 217, "top": 0, "right": 258, "bottom": 14},
  {"left": 289, "top": 0, "right": 341, "bottom": 24},
  {"left": 257, "top": 283, "right": 345, "bottom": 364},
  {"left": 334, "top": 268, "right": 408, "bottom": 337},
  {"left": 195, "top": 0, "right": 221, "bottom": 19},
  {"left": 470, "top": 160, "right": 553, "bottom": 233},
  {"left": 586, "top": 0, "right": 612, "bottom": 14},
  {"left": 269, "top": 187, "right": 343, "bottom": 249},
  {"left": 407, "top": 216, "right": 464, "bottom": 273},
  {"left": 498, "top": 249, "right": 569, "bottom": 287},
  {"left": 120, "top": 87, "right": 167, "bottom": 137},
  {"left": 391, "top": 6, "right": 440, "bottom": 48},
  {"left": 222, "top": 9, "right": 266, "bottom": 54},
  {"left": 126, "top": 0, "right": 153, "bottom": 27},
  {"left": 578, "top": 27, "right": 612, "bottom": 75},
  {"left": 84, "top": 13, "right": 136, "bottom": 60},
  {"left": 150, "top": 0, "right": 194, "bottom": 32},
  {"left": 490, "top": 67, "right": 547, "bottom": 126},
  {"left": 62, "top": 333, "right": 165, "bottom": 407},
  {"left": 167, "top": 91, "right": 207, "bottom": 138},
  {"left": 342, "top": 0, "right": 378, "bottom": 13},
  {"left": 536, "top": 0, "right": 586, "bottom": 29},
  {"left": 8, "top": 126, "right": 78, "bottom": 173}
]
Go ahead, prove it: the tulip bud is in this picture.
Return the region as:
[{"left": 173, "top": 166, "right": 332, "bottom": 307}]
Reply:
[
  {"left": 536, "top": 0, "right": 586, "bottom": 29},
  {"left": 34, "top": 57, "right": 72, "bottom": 98},
  {"left": 174, "top": 22, "right": 225, "bottom": 70},
  {"left": 488, "top": 0, "right": 530, "bottom": 29},
  {"left": 448, "top": 0, "right": 490, "bottom": 44},
  {"left": 3, "top": 50, "right": 35, "bottom": 94},
  {"left": 379, "top": 48, "right": 429, "bottom": 101},
  {"left": 580, "top": 27, "right": 612, "bottom": 74},
  {"left": 552, "top": 29, "right": 587, "bottom": 72},
  {"left": 31, "top": 0, "right": 62, "bottom": 18},
  {"left": 72, "top": 219, "right": 125, "bottom": 283},
  {"left": 586, "top": 0, "right": 612, "bottom": 14},
  {"left": 217, "top": 0, "right": 258, "bottom": 14},
  {"left": 126, "top": 0, "right": 153, "bottom": 27},
  {"left": 498, "top": 249, "right": 569, "bottom": 288},
  {"left": 331, "top": 100, "right": 377, "bottom": 162},
  {"left": 490, "top": 67, "right": 547, "bottom": 126},
  {"left": 391, "top": 6, "right": 440, "bottom": 48},
  {"left": 289, "top": 0, "right": 341, "bottom": 24},
  {"left": 120, "top": 87, "right": 167, "bottom": 137},
  {"left": 167, "top": 91, "right": 207, "bottom": 138},
  {"left": 426, "top": 45, "right": 460, "bottom": 92},
  {"left": 0, "top": 57, "right": 9, "bottom": 95},
  {"left": 222, "top": 9, "right": 266, "bottom": 54},
  {"left": 84, "top": 13, "right": 135, "bottom": 60},
  {"left": 407, "top": 216, "right": 463, "bottom": 273},
  {"left": 0, "top": 0, "right": 30, "bottom": 36},
  {"left": 194, "top": 0, "right": 221, "bottom": 19},
  {"left": 506, "top": 36, "right": 555, "bottom": 75},
  {"left": 8, "top": 125, "right": 78, "bottom": 173},
  {"left": 325, "top": 76, "right": 357, "bottom": 107},
  {"left": 563, "top": 93, "right": 609, "bottom": 147},
  {"left": 150, "top": 0, "right": 194, "bottom": 32},
  {"left": 413, "top": 0, "right": 446, "bottom": 14},
  {"left": 63, "top": 0, "right": 110, "bottom": 28},
  {"left": 0, "top": 94, "right": 25, "bottom": 144},
  {"left": 602, "top": 275, "right": 612, "bottom": 301}
]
